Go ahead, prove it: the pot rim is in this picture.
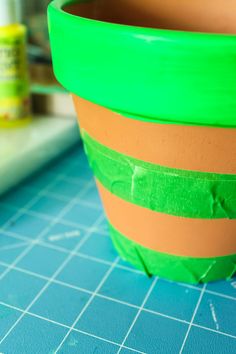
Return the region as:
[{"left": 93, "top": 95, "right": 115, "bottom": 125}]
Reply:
[{"left": 48, "top": 0, "right": 236, "bottom": 127}]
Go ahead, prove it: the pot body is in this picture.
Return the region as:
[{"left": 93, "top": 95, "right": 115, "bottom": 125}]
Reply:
[{"left": 73, "top": 96, "right": 236, "bottom": 284}]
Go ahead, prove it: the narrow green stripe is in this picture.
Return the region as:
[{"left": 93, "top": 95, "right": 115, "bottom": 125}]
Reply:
[
  {"left": 109, "top": 223, "right": 236, "bottom": 284},
  {"left": 82, "top": 130, "right": 236, "bottom": 219}
]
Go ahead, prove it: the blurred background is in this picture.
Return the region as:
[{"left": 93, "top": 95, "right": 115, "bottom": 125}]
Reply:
[
  {"left": 0, "top": 0, "right": 79, "bottom": 197},
  {"left": 24, "top": 0, "right": 74, "bottom": 115}
]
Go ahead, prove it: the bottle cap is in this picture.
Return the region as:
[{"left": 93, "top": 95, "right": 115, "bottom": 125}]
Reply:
[{"left": 0, "top": 0, "right": 18, "bottom": 27}]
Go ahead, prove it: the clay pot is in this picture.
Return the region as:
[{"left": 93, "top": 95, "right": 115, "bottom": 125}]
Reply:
[{"left": 48, "top": 0, "right": 236, "bottom": 283}]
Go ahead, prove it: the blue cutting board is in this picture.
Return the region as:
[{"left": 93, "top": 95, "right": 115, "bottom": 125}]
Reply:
[{"left": 0, "top": 144, "right": 235, "bottom": 354}]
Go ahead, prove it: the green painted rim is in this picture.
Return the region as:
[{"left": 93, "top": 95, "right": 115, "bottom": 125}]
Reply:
[
  {"left": 82, "top": 130, "right": 236, "bottom": 219},
  {"left": 109, "top": 223, "right": 236, "bottom": 284},
  {"left": 48, "top": 0, "right": 236, "bottom": 127}
]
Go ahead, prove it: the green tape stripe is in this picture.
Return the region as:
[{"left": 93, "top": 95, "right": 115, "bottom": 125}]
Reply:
[
  {"left": 109, "top": 223, "right": 236, "bottom": 284},
  {"left": 82, "top": 131, "right": 236, "bottom": 219}
]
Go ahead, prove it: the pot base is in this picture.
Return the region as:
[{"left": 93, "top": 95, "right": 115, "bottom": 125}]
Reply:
[{"left": 109, "top": 222, "right": 236, "bottom": 284}]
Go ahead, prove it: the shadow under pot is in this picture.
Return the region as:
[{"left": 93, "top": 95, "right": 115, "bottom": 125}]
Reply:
[{"left": 48, "top": 0, "right": 236, "bottom": 283}]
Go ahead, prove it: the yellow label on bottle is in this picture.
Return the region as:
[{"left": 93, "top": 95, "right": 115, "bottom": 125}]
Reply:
[{"left": 0, "top": 26, "right": 30, "bottom": 124}]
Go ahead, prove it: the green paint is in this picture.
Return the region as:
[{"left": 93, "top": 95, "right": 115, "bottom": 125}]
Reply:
[
  {"left": 109, "top": 223, "right": 236, "bottom": 284},
  {"left": 48, "top": 0, "right": 236, "bottom": 127},
  {"left": 82, "top": 131, "right": 236, "bottom": 219}
]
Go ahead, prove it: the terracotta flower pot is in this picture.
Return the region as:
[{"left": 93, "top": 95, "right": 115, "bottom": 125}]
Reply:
[{"left": 48, "top": 0, "right": 236, "bottom": 283}]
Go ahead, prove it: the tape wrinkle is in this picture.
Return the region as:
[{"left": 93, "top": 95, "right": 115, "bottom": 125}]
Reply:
[
  {"left": 198, "top": 260, "right": 217, "bottom": 282},
  {"left": 131, "top": 165, "right": 156, "bottom": 207},
  {"left": 179, "top": 262, "right": 199, "bottom": 283},
  {"left": 210, "top": 184, "right": 233, "bottom": 219},
  {"left": 227, "top": 262, "right": 236, "bottom": 280},
  {"left": 134, "top": 246, "right": 152, "bottom": 277},
  {"left": 130, "top": 164, "right": 139, "bottom": 199}
]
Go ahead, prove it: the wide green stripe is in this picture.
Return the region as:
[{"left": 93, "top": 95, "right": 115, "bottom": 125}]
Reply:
[
  {"left": 109, "top": 223, "right": 236, "bottom": 284},
  {"left": 82, "top": 130, "right": 236, "bottom": 219}
]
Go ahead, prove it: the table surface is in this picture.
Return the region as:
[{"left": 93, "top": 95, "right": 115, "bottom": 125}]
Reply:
[
  {"left": 0, "top": 144, "right": 235, "bottom": 354},
  {"left": 0, "top": 115, "right": 79, "bottom": 196}
]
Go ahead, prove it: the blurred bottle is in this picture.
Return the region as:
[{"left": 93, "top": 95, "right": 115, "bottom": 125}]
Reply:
[{"left": 0, "top": 0, "right": 31, "bottom": 128}]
